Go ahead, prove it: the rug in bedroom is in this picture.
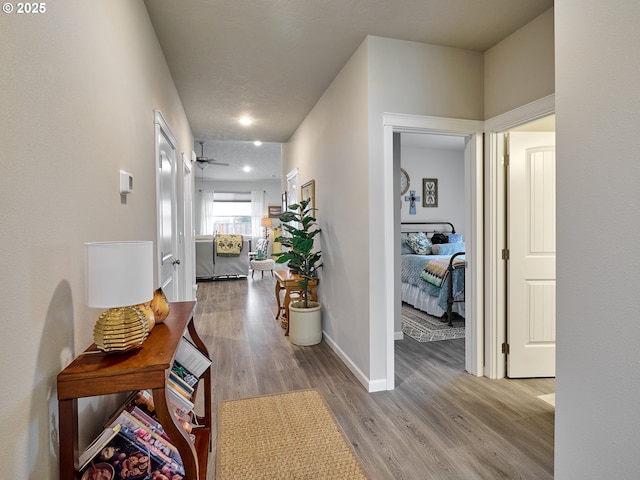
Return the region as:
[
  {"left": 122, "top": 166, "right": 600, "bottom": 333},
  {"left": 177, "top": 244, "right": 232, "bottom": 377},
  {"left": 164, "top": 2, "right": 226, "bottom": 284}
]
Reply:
[{"left": 401, "top": 303, "right": 465, "bottom": 342}]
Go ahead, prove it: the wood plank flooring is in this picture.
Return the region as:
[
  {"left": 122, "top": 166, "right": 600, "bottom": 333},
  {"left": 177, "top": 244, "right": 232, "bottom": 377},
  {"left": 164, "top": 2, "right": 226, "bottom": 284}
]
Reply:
[{"left": 194, "top": 276, "right": 554, "bottom": 479}]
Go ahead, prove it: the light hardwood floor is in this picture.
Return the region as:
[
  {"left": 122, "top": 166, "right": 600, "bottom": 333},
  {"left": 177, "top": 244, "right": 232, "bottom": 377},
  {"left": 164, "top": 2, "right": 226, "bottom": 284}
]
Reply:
[{"left": 194, "top": 276, "right": 554, "bottom": 479}]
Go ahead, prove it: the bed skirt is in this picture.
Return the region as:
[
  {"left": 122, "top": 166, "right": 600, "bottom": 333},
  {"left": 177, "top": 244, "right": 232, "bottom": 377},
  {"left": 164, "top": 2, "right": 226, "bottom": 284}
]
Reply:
[{"left": 401, "top": 282, "right": 465, "bottom": 318}]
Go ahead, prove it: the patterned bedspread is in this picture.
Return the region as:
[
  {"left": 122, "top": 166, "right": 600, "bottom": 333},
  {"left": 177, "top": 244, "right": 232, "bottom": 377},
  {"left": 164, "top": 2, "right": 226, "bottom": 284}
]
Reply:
[
  {"left": 401, "top": 254, "right": 465, "bottom": 311},
  {"left": 421, "top": 256, "right": 466, "bottom": 287},
  {"left": 215, "top": 235, "right": 243, "bottom": 257}
]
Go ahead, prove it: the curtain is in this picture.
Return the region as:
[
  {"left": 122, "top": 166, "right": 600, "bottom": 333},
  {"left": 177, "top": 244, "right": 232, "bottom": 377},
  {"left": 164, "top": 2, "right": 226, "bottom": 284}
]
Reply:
[
  {"left": 251, "top": 190, "right": 265, "bottom": 246},
  {"left": 197, "top": 189, "right": 215, "bottom": 235}
]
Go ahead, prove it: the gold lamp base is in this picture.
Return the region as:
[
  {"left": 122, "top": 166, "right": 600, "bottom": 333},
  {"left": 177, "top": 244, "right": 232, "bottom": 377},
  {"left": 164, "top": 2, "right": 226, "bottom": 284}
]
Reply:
[{"left": 93, "top": 305, "right": 149, "bottom": 353}]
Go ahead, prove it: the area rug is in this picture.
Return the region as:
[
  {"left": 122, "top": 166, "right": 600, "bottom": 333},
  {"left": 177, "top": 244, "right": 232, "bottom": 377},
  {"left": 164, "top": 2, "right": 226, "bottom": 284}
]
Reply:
[
  {"left": 216, "top": 389, "right": 368, "bottom": 479},
  {"left": 401, "top": 303, "right": 465, "bottom": 342}
]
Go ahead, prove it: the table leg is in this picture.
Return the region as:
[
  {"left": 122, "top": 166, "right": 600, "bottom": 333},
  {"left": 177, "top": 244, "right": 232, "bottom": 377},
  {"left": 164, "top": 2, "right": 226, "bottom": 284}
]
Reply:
[
  {"left": 275, "top": 280, "right": 282, "bottom": 320},
  {"left": 282, "top": 288, "right": 291, "bottom": 333}
]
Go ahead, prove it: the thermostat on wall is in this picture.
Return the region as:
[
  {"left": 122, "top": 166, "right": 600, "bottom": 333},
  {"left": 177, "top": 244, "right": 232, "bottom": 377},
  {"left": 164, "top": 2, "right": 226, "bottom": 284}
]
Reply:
[{"left": 120, "top": 170, "right": 134, "bottom": 194}]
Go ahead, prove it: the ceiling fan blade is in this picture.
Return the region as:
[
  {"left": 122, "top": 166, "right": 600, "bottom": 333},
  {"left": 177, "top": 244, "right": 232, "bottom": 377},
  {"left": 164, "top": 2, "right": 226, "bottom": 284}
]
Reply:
[{"left": 208, "top": 161, "right": 230, "bottom": 166}]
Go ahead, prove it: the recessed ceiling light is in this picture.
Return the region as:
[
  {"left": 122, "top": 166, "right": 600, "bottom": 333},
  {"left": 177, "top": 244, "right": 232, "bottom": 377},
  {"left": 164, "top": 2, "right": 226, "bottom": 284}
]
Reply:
[
  {"left": 253, "top": 140, "right": 262, "bottom": 146},
  {"left": 243, "top": 166, "right": 252, "bottom": 172},
  {"left": 239, "top": 116, "right": 252, "bottom": 126}
]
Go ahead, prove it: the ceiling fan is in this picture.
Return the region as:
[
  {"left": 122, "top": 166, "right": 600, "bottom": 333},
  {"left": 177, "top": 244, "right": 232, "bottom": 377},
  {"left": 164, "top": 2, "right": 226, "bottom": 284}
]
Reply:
[{"left": 195, "top": 141, "right": 229, "bottom": 168}]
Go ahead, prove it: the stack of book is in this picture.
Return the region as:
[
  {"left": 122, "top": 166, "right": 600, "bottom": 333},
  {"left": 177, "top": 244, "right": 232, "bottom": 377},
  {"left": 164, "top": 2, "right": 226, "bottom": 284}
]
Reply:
[{"left": 78, "top": 336, "right": 211, "bottom": 480}]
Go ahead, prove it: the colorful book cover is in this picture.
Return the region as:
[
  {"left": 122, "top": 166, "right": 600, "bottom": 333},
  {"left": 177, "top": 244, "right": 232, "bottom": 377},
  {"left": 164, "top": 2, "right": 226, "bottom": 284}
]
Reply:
[
  {"left": 171, "top": 361, "right": 199, "bottom": 388},
  {"left": 175, "top": 337, "right": 211, "bottom": 378},
  {"left": 107, "top": 411, "right": 184, "bottom": 473},
  {"left": 169, "top": 370, "right": 195, "bottom": 394},
  {"left": 78, "top": 424, "right": 184, "bottom": 480}
]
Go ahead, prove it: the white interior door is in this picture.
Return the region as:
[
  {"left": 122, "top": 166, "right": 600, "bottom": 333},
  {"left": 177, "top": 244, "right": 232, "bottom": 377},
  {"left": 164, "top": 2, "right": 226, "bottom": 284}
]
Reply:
[
  {"left": 155, "top": 111, "right": 179, "bottom": 302},
  {"left": 507, "top": 132, "right": 556, "bottom": 378},
  {"left": 182, "top": 152, "right": 196, "bottom": 301}
]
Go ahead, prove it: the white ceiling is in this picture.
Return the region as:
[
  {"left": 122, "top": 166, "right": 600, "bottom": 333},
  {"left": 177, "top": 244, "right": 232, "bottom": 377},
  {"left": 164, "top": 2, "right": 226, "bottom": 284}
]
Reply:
[
  {"left": 194, "top": 140, "right": 282, "bottom": 181},
  {"left": 144, "top": 0, "right": 554, "bottom": 180}
]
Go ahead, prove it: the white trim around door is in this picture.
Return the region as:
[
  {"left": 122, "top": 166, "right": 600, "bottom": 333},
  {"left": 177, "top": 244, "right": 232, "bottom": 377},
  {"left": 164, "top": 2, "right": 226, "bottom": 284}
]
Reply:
[
  {"left": 382, "top": 113, "right": 485, "bottom": 390},
  {"left": 484, "top": 94, "right": 555, "bottom": 379}
]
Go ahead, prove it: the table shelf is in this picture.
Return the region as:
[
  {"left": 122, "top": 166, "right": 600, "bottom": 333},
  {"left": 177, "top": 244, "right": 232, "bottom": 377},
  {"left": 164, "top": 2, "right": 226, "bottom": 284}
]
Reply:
[{"left": 57, "top": 301, "right": 211, "bottom": 479}]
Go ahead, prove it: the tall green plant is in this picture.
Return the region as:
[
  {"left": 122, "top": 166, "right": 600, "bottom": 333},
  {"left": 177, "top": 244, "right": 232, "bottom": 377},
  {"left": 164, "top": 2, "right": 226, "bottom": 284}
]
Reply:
[{"left": 274, "top": 197, "right": 322, "bottom": 308}]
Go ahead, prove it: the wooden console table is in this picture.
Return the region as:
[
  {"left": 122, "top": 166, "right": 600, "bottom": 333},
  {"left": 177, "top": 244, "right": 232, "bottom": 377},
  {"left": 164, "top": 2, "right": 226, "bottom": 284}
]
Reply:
[
  {"left": 57, "top": 301, "right": 211, "bottom": 479},
  {"left": 274, "top": 270, "right": 318, "bottom": 335}
]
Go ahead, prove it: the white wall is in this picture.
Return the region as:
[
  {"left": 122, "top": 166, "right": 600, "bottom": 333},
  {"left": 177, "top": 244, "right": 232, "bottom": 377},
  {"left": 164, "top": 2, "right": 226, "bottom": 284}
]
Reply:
[
  {"left": 283, "top": 40, "right": 371, "bottom": 377},
  {"left": 0, "top": 1, "right": 193, "bottom": 477},
  {"left": 555, "top": 1, "right": 640, "bottom": 477},
  {"left": 400, "top": 141, "right": 466, "bottom": 231},
  {"left": 284, "top": 36, "right": 484, "bottom": 387},
  {"left": 484, "top": 8, "right": 554, "bottom": 119},
  {"left": 367, "top": 36, "right": 484, "bottom": 383}
]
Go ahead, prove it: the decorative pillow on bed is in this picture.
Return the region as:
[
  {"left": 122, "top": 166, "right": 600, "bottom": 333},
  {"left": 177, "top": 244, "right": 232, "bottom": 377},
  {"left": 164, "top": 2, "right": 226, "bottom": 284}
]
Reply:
[
  {"left": 406, "top": 232, "right": 432, "bottom": 255},
  {"left": 431, "top": 242, "right": 465, "bottom": 255},
  {"left": 400, "top": 238, "right": 415, "bottom": 255},
  {"left": 447, "top": 233, "right": 464, "bottom": 243}
]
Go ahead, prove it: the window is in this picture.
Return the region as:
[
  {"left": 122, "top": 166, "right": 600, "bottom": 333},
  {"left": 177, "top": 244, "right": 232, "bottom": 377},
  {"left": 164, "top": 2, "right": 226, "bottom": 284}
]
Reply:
[{"left": 212, "top": 192, "right": 252, "bottom": 236}]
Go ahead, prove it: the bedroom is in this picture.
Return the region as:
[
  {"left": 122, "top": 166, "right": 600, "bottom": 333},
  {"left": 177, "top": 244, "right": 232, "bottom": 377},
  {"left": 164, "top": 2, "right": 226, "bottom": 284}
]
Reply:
[{"left": 396, "top": 132, "right": 467, "bottom": 343}]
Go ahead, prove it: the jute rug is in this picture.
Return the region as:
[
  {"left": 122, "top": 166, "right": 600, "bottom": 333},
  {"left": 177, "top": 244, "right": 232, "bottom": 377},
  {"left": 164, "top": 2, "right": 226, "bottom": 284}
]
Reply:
[
  {"left": 401, "top": 303, "right": 465, "bottom": 342},
  {"left": 216, "top": 389, "right": 368, "bottom": 479}
]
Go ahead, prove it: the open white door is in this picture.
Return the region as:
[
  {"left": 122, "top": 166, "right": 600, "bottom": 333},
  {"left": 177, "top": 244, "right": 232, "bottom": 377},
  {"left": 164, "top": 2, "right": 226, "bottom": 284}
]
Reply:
[
  {"left": 507, "top": 132, "right": 556, "bottom": 378},
  {"left": 155, "top": 111, "right": 180, "bottom": 302}
]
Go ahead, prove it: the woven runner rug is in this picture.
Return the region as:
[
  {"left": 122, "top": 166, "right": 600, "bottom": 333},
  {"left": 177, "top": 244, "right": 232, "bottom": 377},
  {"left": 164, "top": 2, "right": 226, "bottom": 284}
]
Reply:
[
  {"left": 216, "top": 389, "right": 368, "bottom": 479},
  {"left": 401, "top": 303, "right": 465, "bottom": 342}
]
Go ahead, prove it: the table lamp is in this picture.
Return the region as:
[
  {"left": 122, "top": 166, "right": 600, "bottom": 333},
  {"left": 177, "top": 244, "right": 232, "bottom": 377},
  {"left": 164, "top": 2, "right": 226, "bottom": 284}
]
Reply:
[
  {"left": 261, "top": 217, "right": 273, "bottom": 239},
  {"left": 85, "top": 241, "right": 153, "bottom": 353}
]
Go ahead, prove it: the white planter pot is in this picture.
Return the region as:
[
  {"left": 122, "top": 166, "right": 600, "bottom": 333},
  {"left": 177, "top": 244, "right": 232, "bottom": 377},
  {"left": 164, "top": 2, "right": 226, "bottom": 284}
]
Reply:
[{"left": 288, "top": 301, "right": 322, "bottom": 346}]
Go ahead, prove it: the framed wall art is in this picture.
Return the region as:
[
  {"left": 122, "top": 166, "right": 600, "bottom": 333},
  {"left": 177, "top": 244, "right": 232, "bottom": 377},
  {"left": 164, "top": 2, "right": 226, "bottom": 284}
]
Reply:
[
  {"left": 268, "top": 205, "right": 282, "bottom": 218},
  {"left": 422, "top": 178, "right": 438, "bottom": 207},
  {"left": 301, "top": 179, "right": 315, "bottom": 210}
]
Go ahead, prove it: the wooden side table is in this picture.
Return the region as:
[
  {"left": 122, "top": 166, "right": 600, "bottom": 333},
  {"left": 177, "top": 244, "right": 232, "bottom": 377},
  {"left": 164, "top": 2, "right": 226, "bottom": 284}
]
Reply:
[{"left": 274, "top": 270, "right": 319, "bottom": 335}]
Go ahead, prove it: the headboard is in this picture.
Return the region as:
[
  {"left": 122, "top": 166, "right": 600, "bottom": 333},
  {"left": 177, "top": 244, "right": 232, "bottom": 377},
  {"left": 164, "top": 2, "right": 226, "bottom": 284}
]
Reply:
[{"left": 401, "top": 221, "right": 456, "bottom": 234}]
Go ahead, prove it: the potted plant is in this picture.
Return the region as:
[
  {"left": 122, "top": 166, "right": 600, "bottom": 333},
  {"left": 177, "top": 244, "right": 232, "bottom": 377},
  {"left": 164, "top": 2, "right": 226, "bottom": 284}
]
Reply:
[{"left": 274, "top": 197, "right": 323, "bottom": 345}]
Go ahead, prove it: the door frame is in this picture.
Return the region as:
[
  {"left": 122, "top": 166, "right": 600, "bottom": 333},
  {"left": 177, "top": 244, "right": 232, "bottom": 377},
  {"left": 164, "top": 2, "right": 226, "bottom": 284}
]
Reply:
[
  {"left": 182, "top": 150, "right": 196, "bottom": 301},
  {"left": 484, "top": 94, "right": 555, "bottom": 379},
  {"left": 382, "top": 113, "right": 484, "bottom": 389},
  {"left": 154, "top": 110, "right": 179, "bottom": 299}
]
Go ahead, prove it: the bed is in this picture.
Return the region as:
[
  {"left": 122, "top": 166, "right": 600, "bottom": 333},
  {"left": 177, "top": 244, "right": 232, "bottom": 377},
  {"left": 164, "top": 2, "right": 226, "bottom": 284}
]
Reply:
[{"left": 401, "top": 222, "right": 466, "bottom": 325}]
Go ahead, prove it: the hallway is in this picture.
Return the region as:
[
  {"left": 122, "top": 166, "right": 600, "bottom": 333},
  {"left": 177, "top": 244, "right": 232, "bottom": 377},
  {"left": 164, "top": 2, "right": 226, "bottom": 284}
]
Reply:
[{"left": 194, "top": 277, "right": 554, "bottom": 479}]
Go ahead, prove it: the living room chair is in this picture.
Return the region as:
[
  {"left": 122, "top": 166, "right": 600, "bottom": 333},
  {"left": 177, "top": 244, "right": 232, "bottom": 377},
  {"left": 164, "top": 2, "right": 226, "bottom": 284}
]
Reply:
[{"left": 250, "top": 238, "right": 275, "bottom": 278}]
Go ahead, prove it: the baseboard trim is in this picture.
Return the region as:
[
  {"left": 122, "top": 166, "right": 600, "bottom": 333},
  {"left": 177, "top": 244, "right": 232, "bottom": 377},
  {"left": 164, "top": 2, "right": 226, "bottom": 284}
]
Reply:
[
  {"left": 394, "top": 331, "right": 404, "bottom": 341},
  {"left": 322, "top": 330, "right": 387, "bottom": 392}
]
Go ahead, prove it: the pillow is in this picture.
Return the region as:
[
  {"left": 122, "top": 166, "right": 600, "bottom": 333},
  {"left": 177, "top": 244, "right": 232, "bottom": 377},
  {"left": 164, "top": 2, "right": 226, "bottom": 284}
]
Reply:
[
  {"left": 406, "top": 232, "right": 432, "bottom": 255},
  {"left": 447, "top": 233, "right": 464, "bottom": 243},
  {"left": 430, "top": 232, "right": 449, "bottom": 244},
  {"left": 431, "top": 242, "right": 465, "bottom": 255},
  {"left": 400, "top": 238, "right": 415, "bottom": 255}
]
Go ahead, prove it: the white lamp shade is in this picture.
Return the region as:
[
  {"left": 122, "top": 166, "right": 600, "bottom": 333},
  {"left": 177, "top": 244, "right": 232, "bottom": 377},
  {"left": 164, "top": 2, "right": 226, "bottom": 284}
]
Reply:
[{"left": 85, "top": 241, "right": 153, "bottom": 308}]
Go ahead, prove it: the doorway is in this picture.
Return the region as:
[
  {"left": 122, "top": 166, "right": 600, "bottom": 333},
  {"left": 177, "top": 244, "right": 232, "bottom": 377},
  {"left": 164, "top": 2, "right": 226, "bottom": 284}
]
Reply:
[
  {"left": 484, "top": 95, "right": 555, "bottom": 379},
  {"left": 395, "top": 130, "right": 468, "bottom": 372},
  {"left": 506, "top": 127, "right": 556, "bottom": 378},
  {"left": 154, "top": 110, "right": 180, "bottom": 302},
  {"left": 382, "top": 114, "right": 484, "bottom": 390}
]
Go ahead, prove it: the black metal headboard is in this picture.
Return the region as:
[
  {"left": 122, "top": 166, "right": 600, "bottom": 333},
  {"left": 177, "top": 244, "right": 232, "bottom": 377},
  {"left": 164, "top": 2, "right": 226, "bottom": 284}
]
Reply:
[{"left": 401, "top": 221, "right": 456, "bottom": 234}]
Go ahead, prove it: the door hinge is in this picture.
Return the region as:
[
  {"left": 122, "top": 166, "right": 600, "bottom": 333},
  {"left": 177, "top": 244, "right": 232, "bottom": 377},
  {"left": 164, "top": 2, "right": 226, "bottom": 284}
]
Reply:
[
  {"left": 503, "top": 153, "right": 510, "bottom": 167},
  {"left": 502, "top": 248, "right": 510, "bottom": 260},
  {"left": 502, "top": 343, "right": 510, "bottom": 355}
]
